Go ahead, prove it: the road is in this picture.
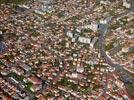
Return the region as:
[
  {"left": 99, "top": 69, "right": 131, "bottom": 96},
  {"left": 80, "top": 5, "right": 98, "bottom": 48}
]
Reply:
[
  {"left": 97, "top": 7, "right": 134, "bottom": 98},
  {"left": 98, "top": 7, "right": 134, "bottom": 71}
]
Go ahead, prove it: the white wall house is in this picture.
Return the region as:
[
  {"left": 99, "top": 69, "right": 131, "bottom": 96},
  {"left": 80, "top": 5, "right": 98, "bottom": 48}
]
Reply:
[
  {"left": 100, "top": 17, "right": 112, "bottom": 24},
  {"left": 81, "top": 22, "right": 98, "bottom": 32},
  {"left": 34, "top": 10, "right": 45, "bottom": 15},
  {"left": 89, "top": 22, "right": 99, "bottom": 32},
  {"left": 90, "top": 37, "right": 98, "bottom": 48},
  {"left": 66, "top": 31, "right": 73, "bottom": 38},
  {"left": 123, "top": 0, "right": 131, "bottom": 8},
  {"left": 34, "top": 5, "right": 53, "bottom": 15},
  {"left": 0, "top": 31, "right": 3, "bottom": 35},
  {"left": 115, "top": 80, "right": 124, "bottom": 88},
  {"left": 122, "top": 47, "right": 129, "bottom": 53},
  {"left": 76, "top": 67, "right": 84, "bottom": 73},
  {"left": 18, "top": 5, "right": 30, "bottom": 9},
  {"left": 78, "top": 37, "right": 91, "bottom": 44}
]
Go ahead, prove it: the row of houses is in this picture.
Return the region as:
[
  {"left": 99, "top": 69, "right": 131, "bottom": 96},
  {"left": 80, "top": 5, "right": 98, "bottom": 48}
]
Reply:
[{"left": 66, "top": 24, "right": 99, "bottom": 48}]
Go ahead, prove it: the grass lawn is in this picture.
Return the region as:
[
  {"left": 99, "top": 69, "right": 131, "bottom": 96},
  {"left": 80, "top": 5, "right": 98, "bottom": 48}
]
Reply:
[{"left": 125, "top": 83, "right": 134, "bottom": 98}]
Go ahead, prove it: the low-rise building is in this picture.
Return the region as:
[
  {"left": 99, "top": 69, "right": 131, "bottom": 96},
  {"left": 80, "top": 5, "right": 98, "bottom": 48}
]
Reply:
[
  {"left": 90, "top": 37, "right": 98, "bottom": 48},
  {"left": 115, "top": 79, "right": 124, "bottom": 88},
  {"left": 78, "top": 37, "right": 91, "bottom": 44},
  {"left": 89, "top": 22, "right": 99, "bottom": 32},
  {"left": 123, "top": 0, "right": 134, "bottom": 8}
]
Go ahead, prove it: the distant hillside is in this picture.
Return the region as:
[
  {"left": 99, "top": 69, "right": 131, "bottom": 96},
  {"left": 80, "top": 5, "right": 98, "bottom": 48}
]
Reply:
[{"left": 0, "top": 0, "right": 30, "bottom": 4}]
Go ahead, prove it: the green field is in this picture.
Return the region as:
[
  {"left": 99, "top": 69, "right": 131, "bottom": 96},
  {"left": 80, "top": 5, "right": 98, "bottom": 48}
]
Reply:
[{"left": 125, "top": 83, "right": 134, "bottom": 98}]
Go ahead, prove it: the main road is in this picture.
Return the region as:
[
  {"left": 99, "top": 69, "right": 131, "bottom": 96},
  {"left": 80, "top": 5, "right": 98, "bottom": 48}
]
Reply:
[
  {"left": 97, "top": 7, "right": 134, "bottom": 99},
  {"left": 98, "top": 7, "right": 134, "bottom": 72}
]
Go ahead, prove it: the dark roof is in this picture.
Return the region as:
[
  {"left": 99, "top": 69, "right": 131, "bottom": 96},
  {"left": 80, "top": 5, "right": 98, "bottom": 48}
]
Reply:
[
  {"left": 126, "top": 0, "right": 134, "bottom": 4},
  {"left": 0, "top": 42, "right": 6, "bottom": 53}
]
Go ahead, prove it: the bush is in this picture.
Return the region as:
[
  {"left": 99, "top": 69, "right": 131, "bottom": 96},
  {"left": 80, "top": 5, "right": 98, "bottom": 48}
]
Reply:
[{"left": 126, "top": 83, "right": 134, "bottom": 98}]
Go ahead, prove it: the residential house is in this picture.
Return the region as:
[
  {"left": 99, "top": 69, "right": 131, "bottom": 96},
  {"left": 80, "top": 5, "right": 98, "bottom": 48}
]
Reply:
[
  {"left": 115, "top": 79, "right": 124, "bottom": 88},
  {"left": 76, "top": 67, "right": 84, "bottom": 73},
  {"left": 89, "top": 22, "right": 99, "bottom": 32},
  {"left": 66, "top": 31, "right": 73, "bottom": 38},
  {"left": 78, "top": 37, "right": 91, "bottom": 44},
  {"left": 90, "top": 37, "right": 98, "bottom": 48},
  {"left": 123, "top": 0, "right": 134, "bottom": 8}
]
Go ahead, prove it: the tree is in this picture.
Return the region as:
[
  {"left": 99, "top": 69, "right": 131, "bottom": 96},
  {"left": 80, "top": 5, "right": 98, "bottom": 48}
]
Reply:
[{"left": 0, "top": 34, "right": 4, "bottom": 42}]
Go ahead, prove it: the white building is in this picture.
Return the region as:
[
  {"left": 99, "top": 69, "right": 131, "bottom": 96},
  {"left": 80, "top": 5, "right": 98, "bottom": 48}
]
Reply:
[
  {"left": 18, "top": 5, "right": 30, "bottom": 9},
  {"left": 71, "top": 73, "right": 78, "bottom": 78},
  {"left": 34, "top": 10, "right": 45, "bottom": 15},
  {"left": 76, "top": 67, "right": 84, "bottom": 73},
  {"left": 90, "top": 37, "right": 98, "bottom": 48},
  {"left": 100, "top": 17, "right": 112, "bottom": 24},
  {"left": 66, "top": 31, "right": 73, "bottom": 38},
  {"left": 34, "top": 5, "right": 53, "bottom": 15},
  {"left": 89, "top": 22, "right": 99, "bottom": 32},
  {"left": 41, "top": 5, "right": 53, "bottom": 13},
  {"left": 0, "top": 31, "right": 3, "bottom": 35},
  {"left": 78, "top": 37, "right": 91, "bottom": 44},
  {"left": 72, "top": 38, "right": 76, "bottom": 42},
  {"left": 81, "top": 22, "right": 98, "bottom": 32},
  {"left": 115, "top": 80, "right": 124, "bottom": 88},
  {"left": 76, "top": 28, "right": 81, "bottom": 33},
  {"left": 122, "top": 47, "right": 129, "bottom": 53},
  {"left": 82, "top": 25, "right": 90, "bottom": 29},
  {"left": 123, "top": 0, "right": 132, "bottom": 8}
]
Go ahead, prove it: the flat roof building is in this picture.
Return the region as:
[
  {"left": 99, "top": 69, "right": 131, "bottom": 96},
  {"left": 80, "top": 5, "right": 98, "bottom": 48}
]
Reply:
[{"left": 123, "top": 0, "right": 134, "bottom": 8}]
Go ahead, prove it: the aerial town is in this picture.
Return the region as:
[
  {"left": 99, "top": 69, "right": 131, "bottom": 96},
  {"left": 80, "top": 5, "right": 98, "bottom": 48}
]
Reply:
[{"left": 0, "top": 0, "right": 134, "bottom": 100}]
